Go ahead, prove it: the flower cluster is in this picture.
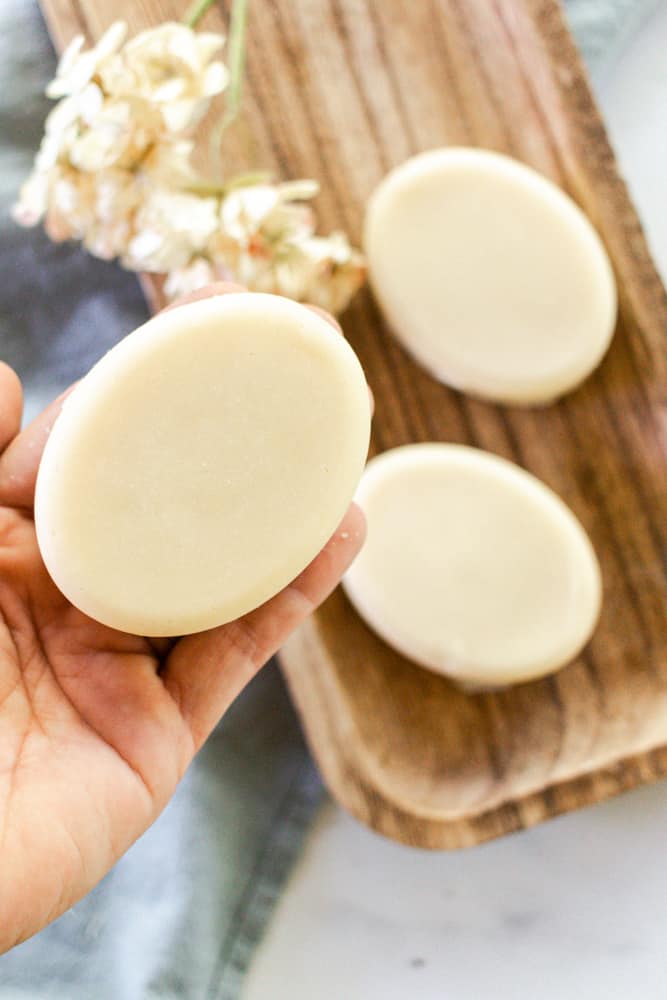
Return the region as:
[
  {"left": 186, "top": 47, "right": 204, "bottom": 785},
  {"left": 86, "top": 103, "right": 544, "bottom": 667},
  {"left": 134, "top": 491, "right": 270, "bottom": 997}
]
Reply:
[{"left": 13, "top": 21, "right": 365, "bottom": 314}]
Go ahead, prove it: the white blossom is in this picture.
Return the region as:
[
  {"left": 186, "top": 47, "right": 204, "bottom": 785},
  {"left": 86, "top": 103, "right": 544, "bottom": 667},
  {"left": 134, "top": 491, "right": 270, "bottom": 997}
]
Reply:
[
  {"left": 43, "top": 168, "right": 95, "bottom": 242},
  {"left": 83, "top": 169, "right": 142, "bottom": 258},
  {"left": 123, "top": 188, "right": 219, "bottom": 272},
  {"left": 142, "top": 140, "right": 197, "bottom": 186},
  {"left": 13, "top": 21, "right": 365, "bottom": 315},
  {"left": 47, "top": 22, "right": 128, "bottom": 99},
  {"left": 12, "top": 171, "right": 50, "bottom": 226},
  {"left": 220, "top": 181, "right": 316, "bottom": 245},
  {"left": 68, "top": 97, "right": 162, "bottom": 171},
  {"left": 294, "top": 233, "right": 367, "bottom": 314},
  {"left": 99, "top": 22, "right": 228, "bottom": 131},
  {"left": 164, "top": 256, "right": 219, "bottom": 300}
]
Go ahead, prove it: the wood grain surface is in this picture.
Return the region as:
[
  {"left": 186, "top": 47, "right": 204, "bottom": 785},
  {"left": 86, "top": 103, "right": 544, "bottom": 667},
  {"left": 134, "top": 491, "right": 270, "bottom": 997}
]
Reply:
[{"left": 40, "top": 0, "right": 667, "bottom": 848}]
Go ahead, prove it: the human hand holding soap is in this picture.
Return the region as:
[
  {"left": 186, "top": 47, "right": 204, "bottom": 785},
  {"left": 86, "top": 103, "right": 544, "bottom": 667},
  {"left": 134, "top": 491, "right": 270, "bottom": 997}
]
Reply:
[{"left": 0, "top": 286, "right": 369, "bottom": 953}]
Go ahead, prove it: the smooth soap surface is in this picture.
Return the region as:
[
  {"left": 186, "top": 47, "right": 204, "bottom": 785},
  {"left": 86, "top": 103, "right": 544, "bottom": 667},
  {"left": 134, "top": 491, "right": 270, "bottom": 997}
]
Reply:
[
  {"left": 364, "top": 147, "right": 617, "bottom": 404},
  {"left": 343, "top": 444, "right": 602, "bottom": 687},
  {"left": 35, "top": 294, "right": 370, "bottom": 636}
]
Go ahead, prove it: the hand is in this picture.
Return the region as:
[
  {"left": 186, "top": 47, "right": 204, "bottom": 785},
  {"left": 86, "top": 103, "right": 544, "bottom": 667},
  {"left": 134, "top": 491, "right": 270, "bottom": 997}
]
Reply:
[{"left": 0, "top": 285, "right": 366, "bottom": 953}]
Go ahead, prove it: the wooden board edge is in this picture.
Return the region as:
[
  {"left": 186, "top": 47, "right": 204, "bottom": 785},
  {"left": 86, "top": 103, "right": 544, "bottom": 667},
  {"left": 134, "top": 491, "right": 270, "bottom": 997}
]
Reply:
[{"left": 279, "top": 638, "right": 667, "bottom": 850}]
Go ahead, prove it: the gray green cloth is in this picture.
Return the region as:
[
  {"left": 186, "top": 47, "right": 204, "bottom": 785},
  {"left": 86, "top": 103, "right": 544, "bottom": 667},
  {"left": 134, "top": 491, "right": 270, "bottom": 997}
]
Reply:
[{"left": 0, "top": 1, "right": 659, "bottom": 996}]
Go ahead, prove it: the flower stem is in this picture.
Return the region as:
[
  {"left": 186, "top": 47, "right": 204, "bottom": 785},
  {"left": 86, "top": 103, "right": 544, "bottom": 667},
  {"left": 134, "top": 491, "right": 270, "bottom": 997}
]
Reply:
[
  {"left": 209, "top": 0, "right": 249, "bottom": 174},
  {"left": 184, "top": 0, "right": 217, "bottom": 28},
  {"left": 223, "top": 0, "right": 249, "bottom": 126},
  {"left": 184, "top": 171, "right": 271, "bottom": 198}
]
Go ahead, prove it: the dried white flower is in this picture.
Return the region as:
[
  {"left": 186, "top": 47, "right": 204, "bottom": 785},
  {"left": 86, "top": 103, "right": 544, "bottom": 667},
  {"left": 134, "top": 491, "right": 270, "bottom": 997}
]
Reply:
[
  {"left": 99, "top": 22, "right": 228, "bottom": 131},
  {"left": 212, "top": 181, "right": 365, "bottom": 311},
  {"left": 220, "top": 181, "right": 316, "bottom": 245},
  {"left": 294, "top": 233, "right": 367, "bottom": 315},
  {"left": 13, "top": 20, "right": 366, "bottom": 315},
  {"left": 47, "top": 22, "right": 128, "bottom": 99},
  {"left": 83, "top": 169, "right": 142, "bottom": 259},
  {"left": 12, "top": 170, "right": 51, "bottom": 226},
  {"left": 68, "top": 97, "right": 163, "bottom": 171},
  {"left": 164, "top": 255, "right": 220, "bottom": 299},
  {"left": 147, "top": 179, "right": 365, "bottom": 312},
  {"left": 123, "top": 188, "right": 219, "bottom": 272},
  {"left": 43, "top": 167, "right": 95, "bottom": 242}
]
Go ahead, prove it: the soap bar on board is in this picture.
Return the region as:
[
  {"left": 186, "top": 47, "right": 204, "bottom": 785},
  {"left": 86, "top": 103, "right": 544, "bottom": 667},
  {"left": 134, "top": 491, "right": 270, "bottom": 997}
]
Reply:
[
  {"left": 343, "top": 443, "right": 602, "bottom": 688},
  {"left": 364, "top": 147, "right": 617, "bottom": 405},
  {"left": 35, "top": 293, "right": 371, "bottom": 636}
]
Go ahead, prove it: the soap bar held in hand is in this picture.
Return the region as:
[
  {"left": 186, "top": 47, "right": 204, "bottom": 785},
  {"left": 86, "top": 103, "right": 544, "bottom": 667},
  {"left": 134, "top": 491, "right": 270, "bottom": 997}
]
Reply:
[{"left": 35, "top": 293, "right": 371, "bottom": 636}]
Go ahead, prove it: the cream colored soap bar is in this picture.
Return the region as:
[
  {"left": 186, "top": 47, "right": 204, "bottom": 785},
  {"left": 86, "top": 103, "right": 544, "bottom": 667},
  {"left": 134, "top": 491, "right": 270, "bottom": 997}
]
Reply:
[
  {"left": 35, "top": 294, "right": 371, "bottom": 636},
  {"left": 343, "top": 444, "right": 602, "bottom": 688},
  {"left": 364, "top": 148, "right": 617, "bottom": 405}
]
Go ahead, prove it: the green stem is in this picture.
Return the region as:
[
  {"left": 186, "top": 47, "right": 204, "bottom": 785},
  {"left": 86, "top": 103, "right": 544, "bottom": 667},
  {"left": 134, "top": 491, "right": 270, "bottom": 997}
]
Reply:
[
  {"left": 183, "top": 0, "right": 251, "bottom": 179},
  {"left": 183, "top": 171, "right": 271, "bottom": 198},
  {"left": 209, "top": 0, "right": 249, "bottom": 174},
  {"left": 184, "top": 0, "right": 217, "bottom": 28},
  {"left": 224, "top": 0, "right": 249, "bottom": 126}
]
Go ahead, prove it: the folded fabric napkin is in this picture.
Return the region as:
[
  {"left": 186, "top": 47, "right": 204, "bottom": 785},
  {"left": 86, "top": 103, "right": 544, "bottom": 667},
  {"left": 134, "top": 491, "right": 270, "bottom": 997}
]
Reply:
[{"left": 0, "top": 0, "right": 659, "bottom": 996}]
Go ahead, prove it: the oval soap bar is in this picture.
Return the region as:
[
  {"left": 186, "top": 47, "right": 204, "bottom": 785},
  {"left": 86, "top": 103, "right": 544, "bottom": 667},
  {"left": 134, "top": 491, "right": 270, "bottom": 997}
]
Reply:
[
  {"left": 343, "top": 444, "right": 602, "bottom": 688},
  {"left": 364, "top": 147, "right": 617, "bottom": 405},
  {"left": 35, "top": 293, "right": 371, "bottom": 636}
]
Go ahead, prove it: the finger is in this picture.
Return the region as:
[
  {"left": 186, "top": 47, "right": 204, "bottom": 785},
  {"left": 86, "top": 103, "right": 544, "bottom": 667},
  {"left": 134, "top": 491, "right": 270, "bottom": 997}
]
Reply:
[
  {"left": 0, "top": 363, "right": 23, "bottom": 454},
  {"left": 306, "top": 304, "right": 342, "bottom": 335},
  {"left": 0, "top": 385, "right": 75, "bottom": 509},
  {"left": 163, "top": 502, "right": 366, "bottom": 750},
  {"left": 162, "top": 280, "right": 247, "bottom": 313}
]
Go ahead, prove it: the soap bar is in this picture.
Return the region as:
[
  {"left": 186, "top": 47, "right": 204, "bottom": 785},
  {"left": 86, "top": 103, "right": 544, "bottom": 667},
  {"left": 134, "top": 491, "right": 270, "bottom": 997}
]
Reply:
[
  {"left": 364, "top": 147, "right": 617, "bottom": 405},
  {"left": 35, "top": 293, "right": 371, "bottom": 636},
  {"left": 343, "top": 444, "right": 601, "bottom": 688}
]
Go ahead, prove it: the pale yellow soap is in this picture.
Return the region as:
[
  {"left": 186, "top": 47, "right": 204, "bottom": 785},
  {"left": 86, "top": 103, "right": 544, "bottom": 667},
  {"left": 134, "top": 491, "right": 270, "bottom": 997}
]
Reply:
[
  {"left": 343, "top": 444, "right": 602, "bottom": 687},
  {"left": 364, "top": 147, "right": 617, "bottom": 405},
  {"left": 35, "top": 293, "right": 371, "bottom": 636}
]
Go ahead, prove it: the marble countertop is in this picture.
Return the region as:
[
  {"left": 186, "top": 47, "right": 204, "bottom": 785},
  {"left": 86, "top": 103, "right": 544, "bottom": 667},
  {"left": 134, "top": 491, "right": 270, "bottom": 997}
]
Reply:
[{"left": 242, "top": 4, "right": 667, "bottom": 997}]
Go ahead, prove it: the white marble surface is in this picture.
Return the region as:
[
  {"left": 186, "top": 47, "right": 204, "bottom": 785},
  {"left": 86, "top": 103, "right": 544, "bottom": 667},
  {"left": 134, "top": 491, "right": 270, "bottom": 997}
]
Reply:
[
  {"left": 599, "top": 0, "right": 667, "bottom": 283},
  {"left": 243, "top": 5, "right": 667, "bottom": 998},
  {"left": 245, "top": 789, "right": 667, "bottom": 1000}
]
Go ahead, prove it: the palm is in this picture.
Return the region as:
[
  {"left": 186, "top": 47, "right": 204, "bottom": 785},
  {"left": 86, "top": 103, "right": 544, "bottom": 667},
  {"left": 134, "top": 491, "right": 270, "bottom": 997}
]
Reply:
[
  {"left": 0, "top": 340, "right": 363, "bottom": 952},
  {"left": 0, "top": 502, "right": 191, "bottom": 947}
]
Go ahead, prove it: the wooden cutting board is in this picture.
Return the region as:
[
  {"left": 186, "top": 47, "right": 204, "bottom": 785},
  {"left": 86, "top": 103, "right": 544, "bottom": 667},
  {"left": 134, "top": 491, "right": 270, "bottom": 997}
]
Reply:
[{"left": 40, "top": 0, "right": 667, "bottom": 848}]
